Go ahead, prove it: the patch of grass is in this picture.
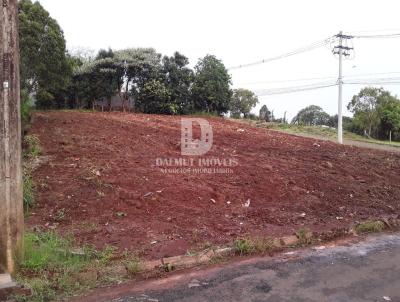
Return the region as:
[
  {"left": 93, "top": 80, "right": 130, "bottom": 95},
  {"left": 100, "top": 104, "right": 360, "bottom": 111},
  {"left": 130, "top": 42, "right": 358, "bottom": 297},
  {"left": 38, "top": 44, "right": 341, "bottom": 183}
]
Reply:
[
  {"left": 14, "top": 277, "right": 56, "bottom": 302},
  {"left": 23, "top": 169, "right": 35, "bottom": 213},
  {"left": 15, "top": 232, "right": 130, "bottom": 301},
  {"left": 16, "top": 232, "right": 95, "bottom": 301},
  {"left": 98, "top": 245, "right": 117, "bottom": 265},
  {"left": 355, "top": 221, "right": 385, "bottom": 234},
  {"left": 296, "top": 228, "right": 313, "bottom": 246},
  {"left": 250, "top": 121, "right": 400, "bottom": 148},
  {"left": 23, "top": 135, "right": 42, "bottom": 158},
  {"left": 233, "top": 239, "right": 254, "bottom": 255},
  {"left": 22, "top": 134, "right": 41, "bottom": 213},
  {"left": 252, "top": 237, "right": 275, "bottom": 253},
  {"left": 21, "top": 232, "right": 90, "bottom": 273},
  {"left": 125, "top": 258, "right": 141, "bottom": 276},
  {"left": 233, "top": 237, "right": 276, "bottom": 256}
]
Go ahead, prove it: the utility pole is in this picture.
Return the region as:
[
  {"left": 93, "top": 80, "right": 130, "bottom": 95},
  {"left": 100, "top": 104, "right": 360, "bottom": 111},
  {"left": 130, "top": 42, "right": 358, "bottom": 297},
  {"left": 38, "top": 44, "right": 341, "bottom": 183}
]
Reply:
[
  {"left": 333, "top": 31, "right": 353, "bottom": 144},
  {"left": 337, "top": 32, "right": 344, "bottom": 144},
  {"left": 0, "top": 0, "right": 24, "bottom": 274}
]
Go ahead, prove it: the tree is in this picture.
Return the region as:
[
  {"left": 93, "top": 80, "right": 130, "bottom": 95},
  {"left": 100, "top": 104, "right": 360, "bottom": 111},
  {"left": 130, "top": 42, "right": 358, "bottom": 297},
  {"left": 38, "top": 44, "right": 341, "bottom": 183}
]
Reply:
[
  {"left": 292, "top": 105, "right": 330, "bottom": 126},
  {"left": 162, "top": 52, "right": 194, "bottom": 114},
  {"left": 93, "top": 49, "right": 120, "bottom": 110},
  {"left": 19, "top": 0, "right": 71, "bottom": 108},
  {"left": 191, "top": 55, "right": 232, "bottom": 114},
  {"left": 72, "top": 55, "right": 115, "bottom": 110},
  {"left": 378, "top": 96, "right": 400, "bottom": 140},
  {"left": 115, "top": 48, "right": 162, "bottom": 111},
  {"left": 136, "top": 80, "right": 173, "bottom": 114},
  {"left": 259, "top": 105, "right": 272, "bottom": 122},
  {"left": 347, "top": 87, "right": 384, "bottom": 137},
  {"left": 230, "top": 89, "right": 258, "bottom": 118}
]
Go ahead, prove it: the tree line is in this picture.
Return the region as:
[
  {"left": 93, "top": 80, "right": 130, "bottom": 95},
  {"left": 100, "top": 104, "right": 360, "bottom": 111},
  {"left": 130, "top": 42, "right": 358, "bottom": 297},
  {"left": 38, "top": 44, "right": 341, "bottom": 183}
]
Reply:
[{"left": 19, "top": 0, "right": 259, "bottom": 117}]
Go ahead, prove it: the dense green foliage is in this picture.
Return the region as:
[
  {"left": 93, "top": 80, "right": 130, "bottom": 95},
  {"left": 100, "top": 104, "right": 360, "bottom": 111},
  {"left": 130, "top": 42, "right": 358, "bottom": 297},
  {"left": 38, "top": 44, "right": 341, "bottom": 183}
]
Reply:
[
  {"left": 191, "top": 55, "right": 232, "bottom": 115},
  {"left": 68, "top": 49, "right": 234, "bottom": 114},
  {"left": 20, "top": 89, "right": 33, "bottom": 128},
  {"left": 348, "top": 87, "right": 400, "bottom": 140},
  {"left": 18, "top": 2, "right": 235, "bottom": 114},
  {"left": 19, "top": 0, "right": 71, "bottom": 108},
  {"left": 162, "top": 52, "right": 194, "bottom": 114},
  {"left": 136, "top": 80, "right": 172, "bottom": 114}
]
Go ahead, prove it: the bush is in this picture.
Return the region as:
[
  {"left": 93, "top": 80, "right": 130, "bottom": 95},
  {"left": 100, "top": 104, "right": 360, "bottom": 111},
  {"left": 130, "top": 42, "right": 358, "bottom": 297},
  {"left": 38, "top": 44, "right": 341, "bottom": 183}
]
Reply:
[
  {"left": 355, "top": 221, "right": 385, "bottom": 234},
  {"left": 23, "top": 135, "right": 41, "bottom": 157},
  {"left": 233, "top": 239, "right": 253, "bottom": 255},
  {"left": 21, "top": 89, "right": 33, "bottom": 127},
  {"left": 23, "top": 170, "right": 35, "bottom": 213}
]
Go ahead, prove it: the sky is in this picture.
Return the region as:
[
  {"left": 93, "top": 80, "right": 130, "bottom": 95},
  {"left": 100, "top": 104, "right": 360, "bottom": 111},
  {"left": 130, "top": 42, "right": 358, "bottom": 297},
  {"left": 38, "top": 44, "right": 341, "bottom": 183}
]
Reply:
[{"left": 38, "top": 0, "right": 400, "bottom": 120}]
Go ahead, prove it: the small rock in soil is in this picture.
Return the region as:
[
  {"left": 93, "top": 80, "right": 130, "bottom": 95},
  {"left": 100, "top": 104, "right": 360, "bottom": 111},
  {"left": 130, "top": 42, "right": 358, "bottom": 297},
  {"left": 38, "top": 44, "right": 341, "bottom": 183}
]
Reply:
[{"left": 243, "top": 199, "right": 251, "bottom": 208}]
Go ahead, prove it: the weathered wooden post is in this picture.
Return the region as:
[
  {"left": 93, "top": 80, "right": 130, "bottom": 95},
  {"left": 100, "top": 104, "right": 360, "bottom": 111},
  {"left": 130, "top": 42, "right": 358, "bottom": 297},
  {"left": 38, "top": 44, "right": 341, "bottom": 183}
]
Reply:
[{"left": 0, "top": 0, "right": 24, "bottom": 274}]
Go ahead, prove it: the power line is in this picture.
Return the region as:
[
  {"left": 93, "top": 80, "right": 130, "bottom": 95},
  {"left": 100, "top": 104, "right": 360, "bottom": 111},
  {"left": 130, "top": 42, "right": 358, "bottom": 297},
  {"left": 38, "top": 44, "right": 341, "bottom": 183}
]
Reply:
[
  {"left": 253, "top": 77, "right": 400, "bottom": 96},
  {"left": 228, "top": 31, "right": 400, "bottom": 71},
  {"left": 345, "top": 76, "right": 400, "bottom": 82},
  {"left": 345, "top": 71, "right": 400, "bottom": 78},
  {"left": 345, "top": 28, "right": 400, "bottom": 34},
  {"left": 254, "top": 81, "right": 338, "bottom": 96},
  {"left": 228, "top": 36, "right": 335, "bottom": 70},
  {"left": 234, "top": 75, "right": 338, "bottom": 86},
  {"left": 252, "top": 78, "right": 400, "bottom": 97},
  {"left": 351, "top": 33, "right": 400, "bottom": 39},
  {"left": 345, "top": 82, "right": 400, "bottom": 85},
  {"left": 234, "top": 71, "right": 400, "bottom": 87}
]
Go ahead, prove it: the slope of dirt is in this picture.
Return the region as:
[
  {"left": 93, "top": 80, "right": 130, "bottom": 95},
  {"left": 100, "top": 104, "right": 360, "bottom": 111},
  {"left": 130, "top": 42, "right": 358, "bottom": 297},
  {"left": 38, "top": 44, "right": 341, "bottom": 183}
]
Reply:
[{"left": 27, "top": 111, "right": 400, "bottom": 259}]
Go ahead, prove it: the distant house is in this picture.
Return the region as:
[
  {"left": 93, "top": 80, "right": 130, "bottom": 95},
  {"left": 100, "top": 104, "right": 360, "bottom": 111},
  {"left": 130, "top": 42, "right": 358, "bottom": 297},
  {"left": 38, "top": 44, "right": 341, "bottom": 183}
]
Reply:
[{"left": 94, "top": 94, "right": 135, "bottom": 111}]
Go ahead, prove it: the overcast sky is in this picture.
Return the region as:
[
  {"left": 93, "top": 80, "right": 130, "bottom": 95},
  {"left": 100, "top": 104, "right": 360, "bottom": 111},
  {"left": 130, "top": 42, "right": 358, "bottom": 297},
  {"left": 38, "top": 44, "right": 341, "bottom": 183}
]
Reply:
[{"left": 39, "top": 0, "right": 400, "bottom": 120}]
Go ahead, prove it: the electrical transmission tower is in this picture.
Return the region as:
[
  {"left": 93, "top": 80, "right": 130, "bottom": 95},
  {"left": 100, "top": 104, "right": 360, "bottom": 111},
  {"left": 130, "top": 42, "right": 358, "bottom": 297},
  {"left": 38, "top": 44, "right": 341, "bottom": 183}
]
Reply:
[{"left": 333, "top": 31, "right": 354, "bottom": 144}]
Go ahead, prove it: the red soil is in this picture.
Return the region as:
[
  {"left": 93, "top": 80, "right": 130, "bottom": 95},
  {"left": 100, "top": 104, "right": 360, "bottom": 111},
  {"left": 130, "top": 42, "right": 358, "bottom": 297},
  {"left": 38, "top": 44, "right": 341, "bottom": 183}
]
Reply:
[{"left": 27, "top": 111, "right": 400, "bottom": 259}]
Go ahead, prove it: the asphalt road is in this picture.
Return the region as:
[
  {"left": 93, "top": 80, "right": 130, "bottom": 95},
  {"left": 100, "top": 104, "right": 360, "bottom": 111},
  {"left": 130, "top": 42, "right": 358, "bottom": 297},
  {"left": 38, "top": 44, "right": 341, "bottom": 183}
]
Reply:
[{"left": 101, "top": 234, "right": 400, "bottom": 302}]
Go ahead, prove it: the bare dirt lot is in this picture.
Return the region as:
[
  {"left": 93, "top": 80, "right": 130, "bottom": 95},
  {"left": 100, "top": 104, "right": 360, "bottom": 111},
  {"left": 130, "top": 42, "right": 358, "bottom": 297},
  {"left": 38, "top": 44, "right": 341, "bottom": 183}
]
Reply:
[{"left": 27, "top": 111, "right": 400, "bottom": 260}]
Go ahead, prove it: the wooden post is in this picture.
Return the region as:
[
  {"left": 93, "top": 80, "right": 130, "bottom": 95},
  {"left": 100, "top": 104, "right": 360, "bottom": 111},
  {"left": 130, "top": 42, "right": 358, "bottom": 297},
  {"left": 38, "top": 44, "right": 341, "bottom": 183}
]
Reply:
[{"left": 0, "top": 0, "right": 24, "bottom": 274}]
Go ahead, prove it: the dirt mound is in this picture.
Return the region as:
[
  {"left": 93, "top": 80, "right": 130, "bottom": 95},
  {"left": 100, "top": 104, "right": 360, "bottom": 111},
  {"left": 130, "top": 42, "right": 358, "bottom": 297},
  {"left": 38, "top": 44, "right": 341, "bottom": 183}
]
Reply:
[{"left": 27, "top": 111, "right": 400, "bottom": 259}]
